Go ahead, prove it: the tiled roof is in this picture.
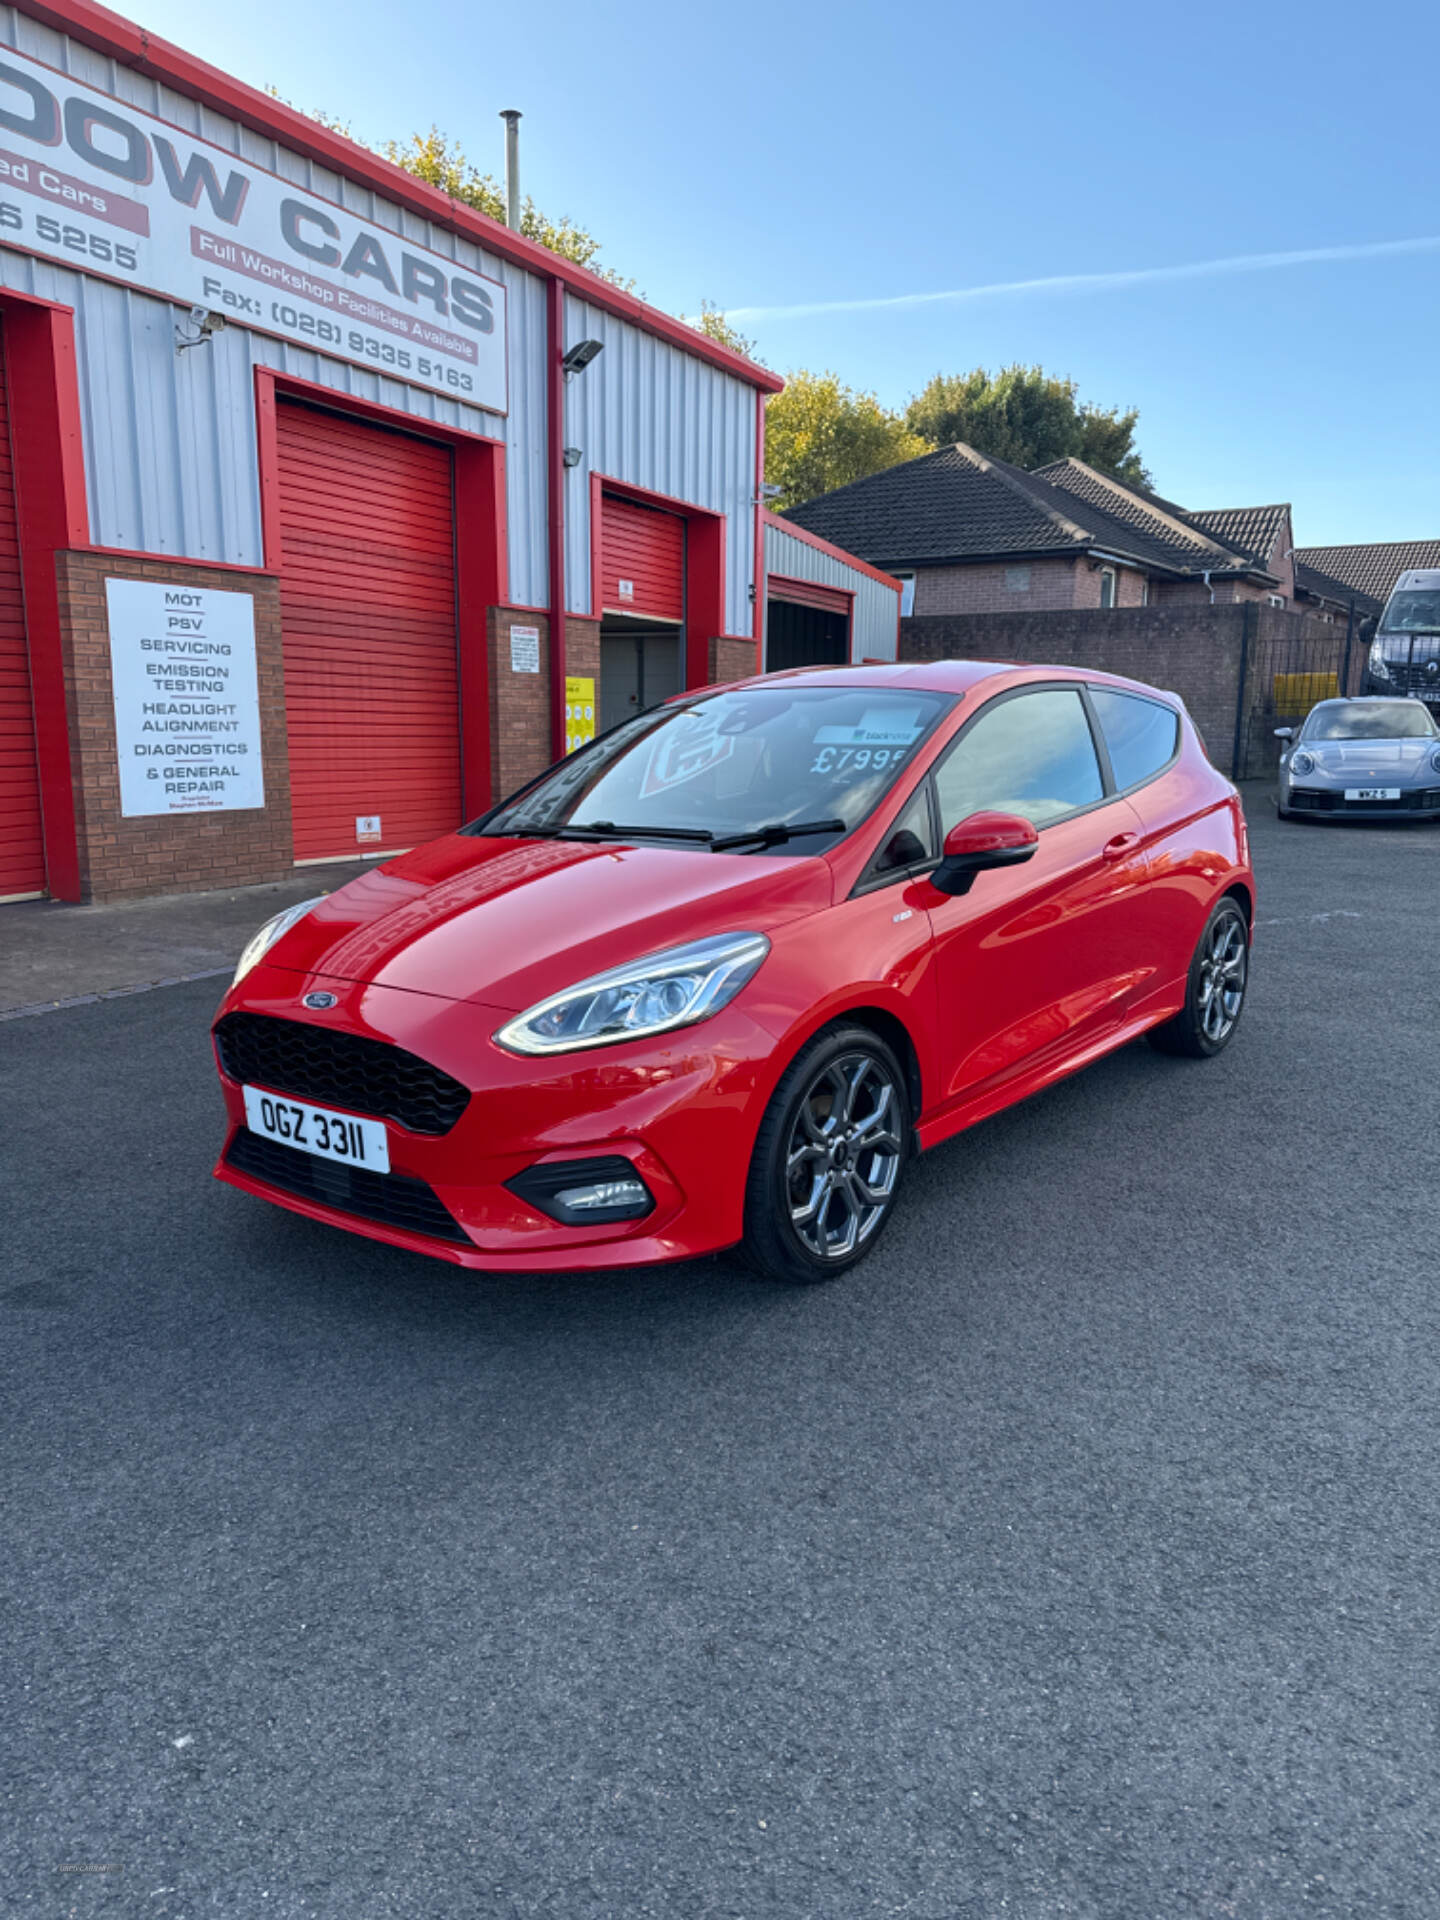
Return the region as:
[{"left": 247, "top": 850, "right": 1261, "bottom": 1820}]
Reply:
[
  {"left": 784, "top": 446, "right": 1264, "bottom": 579},
  {"left": 1186, "top": 504, "right": 1290, "bottom": 567},
  {"left": 1294, "top": 541, "right": 1440, "bottom": 605},
  {"left": 1293, "top": 560, "right": 1382, "bottom": 616},
  {"left": 1032, "top": 459, "right": 1251, "bottom": 572}
]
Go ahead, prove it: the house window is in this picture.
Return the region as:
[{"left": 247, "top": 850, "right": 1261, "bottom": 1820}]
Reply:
[
  {"left": 1139, "top": 578, "right": 1149, "bottom": 607},
  {"left": 1099, "top": 568, "right": 1117, "bottom": 608},
  {"left": 895, "top": 572, "right": 916, "bottom": 617},
  {"left": 1004, "top": 565, "right": 1031, "bottom": 593},
  {"left": 1267, "top": 593, "right": 1285, "bottom": 608}
]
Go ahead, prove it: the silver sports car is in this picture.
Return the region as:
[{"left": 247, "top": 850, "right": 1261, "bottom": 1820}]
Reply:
[{"left": 1276, "top": 696, "right": 1440, "bottom": 821}]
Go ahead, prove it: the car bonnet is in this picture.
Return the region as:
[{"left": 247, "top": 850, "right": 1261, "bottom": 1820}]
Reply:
[{"left": 251, "top": 831, "right": 832, "bottom": 1010}]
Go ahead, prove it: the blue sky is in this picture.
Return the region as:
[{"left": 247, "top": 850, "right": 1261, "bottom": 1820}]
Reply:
[{"left": 133, "top": 0, "right": 1436, "bottom": 544}]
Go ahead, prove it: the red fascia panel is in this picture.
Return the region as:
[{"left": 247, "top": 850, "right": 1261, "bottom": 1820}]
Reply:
[
  {"left": 767, "top": 573, "right": 853, "bottom": 617},
  {"left": 761, "top": 509, "right": 905, "bottom": 593},
  {"left": 752, "top": 389, "right": 765, "bottom": 644},
  {"left": 2, "top": 291, "right": 89, "bottom": 901},
  {"left": 17, "top": 0, "right": 784, "bottom": 396}
]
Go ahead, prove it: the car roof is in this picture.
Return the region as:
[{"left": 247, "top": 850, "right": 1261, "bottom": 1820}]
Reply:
[
  {"left": 1392, "top": 570, "right": 1440, "bottom": 593},
  {"left": 728, "top": 659, "right": 1183, "bottom": 704}
]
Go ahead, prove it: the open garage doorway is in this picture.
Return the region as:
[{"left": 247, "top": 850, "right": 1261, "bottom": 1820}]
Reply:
[
  {"left": 765, "top": 589, "right": 852, "bottom": 673},
  {"left": 599, "top": 615, "right": 684, "bottom": 732}
]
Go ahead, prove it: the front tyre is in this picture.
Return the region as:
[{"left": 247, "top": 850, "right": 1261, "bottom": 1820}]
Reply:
[
  {"left": 1148, "top": 896, "right": 1250, "bottom": 1059},
  {"left": 742, "top": 1024, "right": 910, "bottom": 1284}
]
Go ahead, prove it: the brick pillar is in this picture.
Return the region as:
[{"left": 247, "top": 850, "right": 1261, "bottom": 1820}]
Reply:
[
  {"left": 708, "top": 637, "right": 758, "bottom": 685},
  {"left": 53, "top": 552, "right": 292, "bottom": 903},
  {"left": 486, "top": 608, "right": 602, "bottom": 803}
]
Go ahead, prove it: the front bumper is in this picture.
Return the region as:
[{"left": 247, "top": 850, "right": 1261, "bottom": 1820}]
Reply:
[
  {"left": 212, "top": 963, "right": 780, "bottom": 1271},
  {"left": 1285, "top": 785, "right": 1440, "bottom": 821}
]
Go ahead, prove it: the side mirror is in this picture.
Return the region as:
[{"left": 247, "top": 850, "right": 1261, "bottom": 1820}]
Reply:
[
  {"left": 1273, "top": 726, "right": 1295, "bottom": 741},
  {"left": 931, "top": 811, "right": 1039, "bottom": 896}
]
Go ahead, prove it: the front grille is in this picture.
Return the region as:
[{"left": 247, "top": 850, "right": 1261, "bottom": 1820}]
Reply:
[
  {"left": 214, "top": 1012, "right": 470, "bottom": 1135},
  {"left": 225, "top": 1130, "right": 470, "bottom": 1244},
  {"left": 1291, "top": 787, "right": 1440, "bottom": 813}
]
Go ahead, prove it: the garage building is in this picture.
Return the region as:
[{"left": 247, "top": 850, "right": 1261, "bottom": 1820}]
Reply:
[{"left": 0, "top": 0, "right": 898, "bottom": 903}]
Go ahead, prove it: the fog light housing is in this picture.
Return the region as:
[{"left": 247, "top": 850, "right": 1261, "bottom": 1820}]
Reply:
[{"left": 506, "top": 1156, "right": 655, "bottom": 1226}]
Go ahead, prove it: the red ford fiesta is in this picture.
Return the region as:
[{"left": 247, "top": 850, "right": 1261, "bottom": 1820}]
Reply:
[{"left": 212, "top": 661, "right": 1254, "bottom": 1284}]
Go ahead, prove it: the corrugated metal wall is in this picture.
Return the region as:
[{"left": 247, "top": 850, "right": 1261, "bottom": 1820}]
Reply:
[
  {"left": 0, "top": 6, "right": 549, "bottom": 605},
  {"left": 562, "top": 295, "right": 758, "bottom": 633},
  {"left": 764, "top": 520, "right": 900, "bottom": 662}
]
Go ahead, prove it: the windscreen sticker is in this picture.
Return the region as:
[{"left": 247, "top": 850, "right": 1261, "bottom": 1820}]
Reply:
[
  {"left": 812, "top": 707, "right": 925, "bottom": 747},
  {"left": 637, "top": 709, "right": 736, "bottom": 798}
]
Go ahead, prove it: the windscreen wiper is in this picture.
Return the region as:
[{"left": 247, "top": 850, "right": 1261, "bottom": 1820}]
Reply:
[
  {"left": 710, "top": 818, "right": 848, "bottom": 853},
  {"left": 572, "top": 821, "right": 715, "bottom": 842}
]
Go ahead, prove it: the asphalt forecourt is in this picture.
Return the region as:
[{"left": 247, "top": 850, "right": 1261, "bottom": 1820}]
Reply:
[{"left": 3, "top": 793, "right": 1437, "bottom": 1916}]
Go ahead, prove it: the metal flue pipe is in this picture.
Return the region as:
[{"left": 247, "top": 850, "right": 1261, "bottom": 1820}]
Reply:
[{"left": 500, "top": 110, "right": 521, "bottom": 229}]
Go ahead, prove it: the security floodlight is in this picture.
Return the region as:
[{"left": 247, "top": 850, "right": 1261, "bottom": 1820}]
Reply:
[
  {"left": 561, "top": 339, "right": 604, "bottom": 378},
  {"left": 562, "top": 447, "right": 583, "bottom": 468},
  {"left": 175, "top": 306, "right": 226, "bottom": 353}
]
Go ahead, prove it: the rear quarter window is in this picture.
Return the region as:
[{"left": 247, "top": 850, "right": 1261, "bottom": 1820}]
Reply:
[{"left": 1090, "top": 689, "right": 1180, "bottom": 790}]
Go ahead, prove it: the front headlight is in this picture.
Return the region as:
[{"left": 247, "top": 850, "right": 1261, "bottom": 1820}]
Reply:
[
  {"left": 1290, "top": 750, "right": 1315, "bottom": 776},
  {"left": 494, "top": 932, "right": 770, "bottom": 1056},
  {"left": 232, "top": 896, "right": 325, "bottom": 985},
  {"left": 1368, "top": 639, "right": 1393, "bottom": 682},
  {"left": 1430, "top": 748, "right": 1440, "bottom": 775}
]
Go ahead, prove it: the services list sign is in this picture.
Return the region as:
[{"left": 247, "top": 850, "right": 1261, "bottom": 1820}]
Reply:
[
  {"left": 0, "top": 48, "right": 507, "bottom": 411},
  {"left": 106, "top": 579, "right": 265, "bottom": 817}
]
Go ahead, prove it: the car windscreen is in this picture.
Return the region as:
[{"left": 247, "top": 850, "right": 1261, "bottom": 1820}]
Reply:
[
  {"left": 1303, "top": 702, "right": 1436, "bottom": 740},
  {"left": 479, "top": 686, "right": 953, "bottom": 854},
  {"left": 1380, "top": 590, "right": 1440, "bottom": 634}
]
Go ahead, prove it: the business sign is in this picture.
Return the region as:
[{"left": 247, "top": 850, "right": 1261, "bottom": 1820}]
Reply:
[
  {"left": 106, "top": 579, "right": 265, "bottom": 816},
  {"left": 0, "top": 49, "right": 507, "bottom": 411}
]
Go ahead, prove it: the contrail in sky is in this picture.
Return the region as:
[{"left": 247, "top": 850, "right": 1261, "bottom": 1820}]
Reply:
[{"left": 720, "top": 235, "right": 1440, "bottom": 322}]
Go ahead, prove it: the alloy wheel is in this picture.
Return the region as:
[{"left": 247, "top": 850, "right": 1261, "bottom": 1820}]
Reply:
[
  {"left": 784, "top": 1050, "right": 905, "bottom": 1261},
  {"left": 1197, "top": 909, "right": 1248, "bottom": 1044}
]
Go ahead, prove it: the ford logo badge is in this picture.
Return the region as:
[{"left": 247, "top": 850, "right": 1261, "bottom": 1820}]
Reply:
[{"left": 303, "top": 991, "right": 337, "bottom": 1010}]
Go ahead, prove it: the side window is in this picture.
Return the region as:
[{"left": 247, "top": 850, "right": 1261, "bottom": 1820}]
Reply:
[
  {"left": 934, "top": 689, "right": 1104, "bottom": 831},
  {"left": 873, "top": 788, "right": 935, "bottom": 873},
  {"left": 1090, "top": 688, "right": 1180, "bottom": 790}
]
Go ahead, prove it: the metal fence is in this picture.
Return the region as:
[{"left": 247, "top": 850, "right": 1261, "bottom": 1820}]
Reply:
[{"left": 1231, "top": 606, "right": 1366, "bottom": 780}]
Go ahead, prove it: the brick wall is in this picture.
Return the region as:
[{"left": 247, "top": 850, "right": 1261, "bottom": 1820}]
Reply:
[
  {"left": 485, "top": 608, "right": 602, "bottom": 803},
  {"left": 914, "top": 558, "right": 1084, "bottom": 615},
  {"left": 709, "top": 637, "right": 758, "bottom": 684},
  {"left": 54, "top": 552, "right": 292, "bottom": 903},
  {"left": 899, "top": 603, "right": 1350, "bottom": 777}
]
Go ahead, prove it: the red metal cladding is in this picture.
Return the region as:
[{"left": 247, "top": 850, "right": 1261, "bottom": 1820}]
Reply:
[
  {"left": 275, "top": 401, "right": 461, "bottom": 864},
  {"left": 767, "top": 575, "right": 852, "bottom": 617},
  {"left": 0, "top": 317, "right": 46, "bottom": 899},
  {"left": 600, "top": 494, "right": 684, "bottom": 622}
]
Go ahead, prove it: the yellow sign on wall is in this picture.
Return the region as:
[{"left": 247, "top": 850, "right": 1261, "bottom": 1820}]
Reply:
[{"left": 565, "top": 676, "right": 596, "bottom": 755}]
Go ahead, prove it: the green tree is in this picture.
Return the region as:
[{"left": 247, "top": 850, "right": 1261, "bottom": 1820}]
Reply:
[
  {"left": 764, "top": 371, "right": 928, "bottom": 511},
  {"left": 904, "top": 365, "right": 1149, "bottom": 486},
  {"left": 382, "top": 129, "right": 635, "bottom": 289},
  {"left": 690, "top": 301, "right": 764, "bottom": 364}
]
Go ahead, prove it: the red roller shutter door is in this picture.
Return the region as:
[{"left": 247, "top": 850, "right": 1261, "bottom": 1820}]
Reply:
[
  {"left": 767, "top": 575, "right": 851, "bottom": 616},
  {"left": 599, "top": 494, "right": 684, "bottom": 620},
  {"left": 276, "top": 403, "right": 460, "bottom": 864},
  {"left": 0, "top": 317, "right": 45, "bottom": 899}
]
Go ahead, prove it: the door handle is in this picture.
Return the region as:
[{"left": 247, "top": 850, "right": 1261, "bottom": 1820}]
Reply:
[{"left": 1101, "top": 831, "right": 1141, "bottom": 862}]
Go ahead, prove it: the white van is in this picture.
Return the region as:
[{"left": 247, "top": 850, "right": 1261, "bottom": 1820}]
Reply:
[{"left": 1368, "top": 569, "right": 1440, "bottom": 710}]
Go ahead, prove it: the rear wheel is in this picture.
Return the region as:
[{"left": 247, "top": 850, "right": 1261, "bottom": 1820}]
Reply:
[
  {"left": 1148, "top": 897, "right": 1250, "bottom": 1058},
  {"left": 742, "top": 1024, "right": 910, "bottom": 1284}
]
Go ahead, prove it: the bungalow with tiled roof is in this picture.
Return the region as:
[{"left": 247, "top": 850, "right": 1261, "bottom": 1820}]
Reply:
[
  {"left": 782, "top": 444, "right": 1297, "bottom": 617},
  {"left": 1294, "top": 540, "right": 1440, "bottom": 611}
]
